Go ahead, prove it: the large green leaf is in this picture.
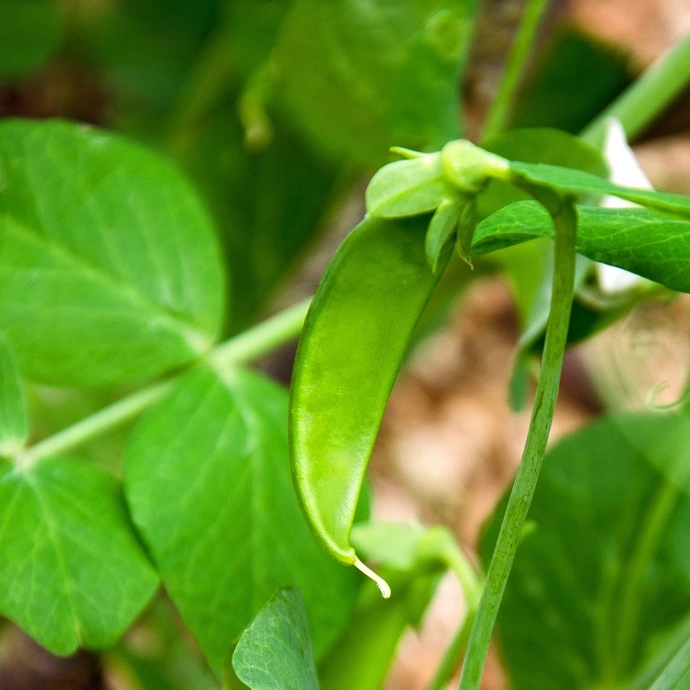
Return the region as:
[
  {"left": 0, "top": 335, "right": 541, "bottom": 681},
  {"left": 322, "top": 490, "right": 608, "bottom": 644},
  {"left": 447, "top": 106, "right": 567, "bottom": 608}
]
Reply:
[
  {"left": 0, "top": 119, "right": 225, "bottom": 385},
  {"left": 0, "top": 336, "right": 27, "bottom": 456},
  {"left": 124, "top": 366, "right": 359, "bottom": 674},
  {"left": 272, "top": 0, "right": 477, "bottom": 167},
  {"left": 480, "top": 413, "right": 690, "bottom": 689},
  {"left": 0, "top": 1, "right": 64, "bottom": 81},
  {"left": 473, "top": 202, "right": 690, "bottom": 293},
  {"left": 233, "top": 587, "right": 319, "bottom": 690},
  {"left": 0, "top": 457, "right": 159, "bottom": 655}
]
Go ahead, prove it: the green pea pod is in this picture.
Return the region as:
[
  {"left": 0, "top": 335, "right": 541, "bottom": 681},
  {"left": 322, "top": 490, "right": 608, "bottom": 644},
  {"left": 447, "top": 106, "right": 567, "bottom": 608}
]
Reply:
[{"left": 289, "top": 214, "right": 450, "bottom": 595}]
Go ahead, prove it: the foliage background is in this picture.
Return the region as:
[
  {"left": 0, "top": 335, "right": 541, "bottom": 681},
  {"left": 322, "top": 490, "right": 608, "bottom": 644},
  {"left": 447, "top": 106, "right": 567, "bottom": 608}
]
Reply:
[{"left": 1, "top": 0, "right": 690, "bottom": 688}]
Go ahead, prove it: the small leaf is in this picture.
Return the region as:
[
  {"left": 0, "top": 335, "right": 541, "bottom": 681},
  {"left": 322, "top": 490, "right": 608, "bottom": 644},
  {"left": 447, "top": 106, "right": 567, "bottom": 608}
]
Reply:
[
  {"left": 0, "top": 119, "right": 225, "bottom": 386},
  {"left": 425, "top": 196, "right": 461, "bottom": 270},
  {"left": 366, "top": 154, "right": 449, "bottom": 218},
  {"left": 473, "top": 202, "right": 690, "bottom": 294},
  {"left": 511, "top": 160, "right": 690, "bottom": 219},
  {"left": 233, "top": 587, "right": 319, "bottom": 690},
  {"left": 0, "top": 457, "right": 159, "bottom": 655},
  {"left": 0, "top": 336, "right": 27, "bottom": 455},
  {"left": 125, "top": 366, "right": 359, "bottom": 674},
  {"left": 454, "top": 197, "right": 477, "bottom": 266}
]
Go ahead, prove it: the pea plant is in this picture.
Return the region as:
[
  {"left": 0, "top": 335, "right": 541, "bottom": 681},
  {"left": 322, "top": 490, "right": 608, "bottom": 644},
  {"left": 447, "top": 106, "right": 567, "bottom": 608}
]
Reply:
[{"left": 3, "top": 0, "right": 690, "bottom": 689}]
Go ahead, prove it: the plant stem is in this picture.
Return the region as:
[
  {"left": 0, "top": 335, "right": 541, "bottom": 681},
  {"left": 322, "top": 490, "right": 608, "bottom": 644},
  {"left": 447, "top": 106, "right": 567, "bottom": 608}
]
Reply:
[
  {"left": 580, "top": 31, "right": 690, "bottom": 146},
  {"left": 458, "top": 199, "right": 577, "bottom": 690},
  {"left": 480, "top": 0, "right": 551, "bottom": 143},
  {"left": 16, "top": 298, "right": 312, "bottom": 468}
]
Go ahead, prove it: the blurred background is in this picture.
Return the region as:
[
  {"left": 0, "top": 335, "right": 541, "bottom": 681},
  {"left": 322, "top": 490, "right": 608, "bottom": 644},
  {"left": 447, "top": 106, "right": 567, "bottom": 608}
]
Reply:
[{"left": 1, "top": 0, "right": 690, "bottom": 688}]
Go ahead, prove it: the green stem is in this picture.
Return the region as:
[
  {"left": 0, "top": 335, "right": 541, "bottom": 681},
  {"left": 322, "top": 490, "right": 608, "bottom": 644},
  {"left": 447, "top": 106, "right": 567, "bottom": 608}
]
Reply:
[
  {"left": 458, "top": 199, "right": 577, "bottom": 690},
  {"left": 580, "top": 31, "right": 690, "bottom": 146},
  {"left": 16, "top": 299, "right": 312, "bottom": 469},
  {"left": 480, "top": 0, "right": 551, "bottom": 143}
]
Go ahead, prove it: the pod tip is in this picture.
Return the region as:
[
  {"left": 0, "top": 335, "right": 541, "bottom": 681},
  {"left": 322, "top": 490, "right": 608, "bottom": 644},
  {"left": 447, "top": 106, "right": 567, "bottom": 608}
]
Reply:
[{"left": 354, "top": 557, "right": 391, "bottom": 598}]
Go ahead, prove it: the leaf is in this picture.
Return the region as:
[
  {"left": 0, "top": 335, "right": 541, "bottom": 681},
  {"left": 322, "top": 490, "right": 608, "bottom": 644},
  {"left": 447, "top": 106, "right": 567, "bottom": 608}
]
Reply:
[
  {"left": 272, "top": 0, "right": 477, "bottom": 166},
  {"left": 365, "top": 154, "right": 449, "bottom": 218},
  {"left": 646, "top": 628, "right": 690, "bottom": 690},
  {"left": 175, "top": 102, "right": 340, "bottom": 332},
  {"left": 473, "top": 201, "right": 690, "bottom": 293},
  {"left": 0, "top": 1, "right": 64, "bottom": 80},
  {"left": 0, "top": 119, "right": 225, "bottom": 386},
  {"left": 480, "top": 413, "right": 690, "bottom": 689},
  {"left": 124, "top": 366, "right": 359, "bottom": 674},
  {"left": 232, "top": 587, "right": 319, "bottom": 690},
  {"left": 425, "top": 196, "right": 462, "bottom": 271},
  {"left": 511, "top": 28, "right": 631, "bottom": 134},
  {"left": 0, "top": 457, "right": 159, "bottom": 655},
  {"left": 0, "top": 335, "right": 27, "bottom": 455},
  {"left": 511, "top": 161, "right": 690, "bottom": 219}
]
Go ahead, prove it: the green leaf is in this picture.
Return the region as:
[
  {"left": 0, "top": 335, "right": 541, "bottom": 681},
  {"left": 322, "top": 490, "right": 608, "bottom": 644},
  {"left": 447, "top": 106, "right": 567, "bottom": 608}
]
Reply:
[
  {"left": 272, "top": 0, "right": 477, "bottom": 166},
  {"left": 232, "top": 587, "right": 319, "bottom": 690},
  {"left": 511, "top": 28, "right": 631, "bottom": 134},
  {"left": 175, "top": 102, "right": 339, "bottom": 332},
  {"left": 511, "top": 161, "right": 690, "bottom": 219},
  {"left": 648, "top": 632, "right": 690, "bottom": 690},
  {"left": 0, "top": 335, "right": 27, "bottom": 455},
  {"left": 0, "top": 457, "right": 159, "bottom": 655},
  {"left": 425, "top": 196, "right": 462, "bottom": 270},
  {"left": 0, "top": 1, "right": 64, "bottom": 81},
  {"left": 473, "top": 202, "right": 690, "bottom": 293},
  {"left": 0, "top": 119, "right": 224, "bottom": 386},
  {"left": 480, "top": 413, "right": 690, "bottom": 689},
  {"left": 366, "top": 154, "right": 449, "bottom": 218},
  {"left": 124, "top": 366, "right": 359, "bottom": 674}
]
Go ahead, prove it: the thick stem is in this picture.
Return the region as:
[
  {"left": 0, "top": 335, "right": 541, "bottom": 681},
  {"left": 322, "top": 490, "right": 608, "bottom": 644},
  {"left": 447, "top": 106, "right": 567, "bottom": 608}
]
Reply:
[
  {"left": 15, "top": 299, "right": 312, "bottom": 468},
  {"left": 480, "top": 0, "right": 551, "bottom": 143},
  {"left": 458, "top": 199, "right": 577, "bottom": 690},
  {"left": 580, "top": 32, "right": 690, "bottom": 146}
]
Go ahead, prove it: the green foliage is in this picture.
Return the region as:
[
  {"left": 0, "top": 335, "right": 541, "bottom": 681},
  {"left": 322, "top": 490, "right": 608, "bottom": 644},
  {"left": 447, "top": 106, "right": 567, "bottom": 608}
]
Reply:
[
  {"left": 0, "top": 0, "right": 63, "bottom": 81},
  {"left": 481, "top": 413, "right": 690, "bottom": 689},
  {"left": 232, "top": 587, "right": 319, "bottom": 690},
  {"left": 474, "top": 202, "right": 690, "bottom": 292},
  {"left": 125, "top": 365, "right": 359, "bottom": 673},
  {"left": 272, "top": 0, "right": 477, "bottom": 166},
  {"left": 0, "top": 337, "right": 27, "bottom": 455},
  {"left": 0, "top": 457, "right": 158, "bottom": 655},
  {"left": 3, "top": 4, "right": 690, "bottom": 690},
  {"left": 0, "top": 120, "right": 224, "bottom": 386}
]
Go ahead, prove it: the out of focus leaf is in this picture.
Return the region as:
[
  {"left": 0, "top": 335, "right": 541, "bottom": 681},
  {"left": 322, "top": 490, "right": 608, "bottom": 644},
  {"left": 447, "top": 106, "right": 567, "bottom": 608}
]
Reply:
[
  {"left": 272, "top": 0, "right": 478, "bottom": 166},
  {"left": 0, "top": 336, "right": 27, "bottom": 456},
  {"left": 0, "top": 0, "right": 64, "bottom": 81},
  {"left": 481, "top": 413, "right": 690, "bottom": 689}
]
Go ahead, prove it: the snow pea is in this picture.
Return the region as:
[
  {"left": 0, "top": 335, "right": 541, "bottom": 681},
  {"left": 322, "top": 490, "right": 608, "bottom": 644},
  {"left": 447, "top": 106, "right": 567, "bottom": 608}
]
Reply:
[{"left": 289, "top": 214, "right": 450, "bottom": 594}]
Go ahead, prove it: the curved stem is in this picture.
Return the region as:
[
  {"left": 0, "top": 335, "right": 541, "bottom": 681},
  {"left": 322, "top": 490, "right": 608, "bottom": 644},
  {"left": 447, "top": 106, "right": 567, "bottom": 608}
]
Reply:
[
  {"left": 15, "top": 299, "right": 312, "bottom": 469},
  {"left": 458, "top": 199, "right": 577, "bottom": 689},
  {"left": 480, "top": 0, "right": 551, "bottom": 143}
]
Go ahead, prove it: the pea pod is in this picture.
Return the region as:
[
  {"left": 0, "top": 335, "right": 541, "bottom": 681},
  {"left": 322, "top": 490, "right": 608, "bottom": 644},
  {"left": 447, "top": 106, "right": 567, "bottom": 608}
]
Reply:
[{"left": 289, "top": 214, "right": 450, "bottom": 594}]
